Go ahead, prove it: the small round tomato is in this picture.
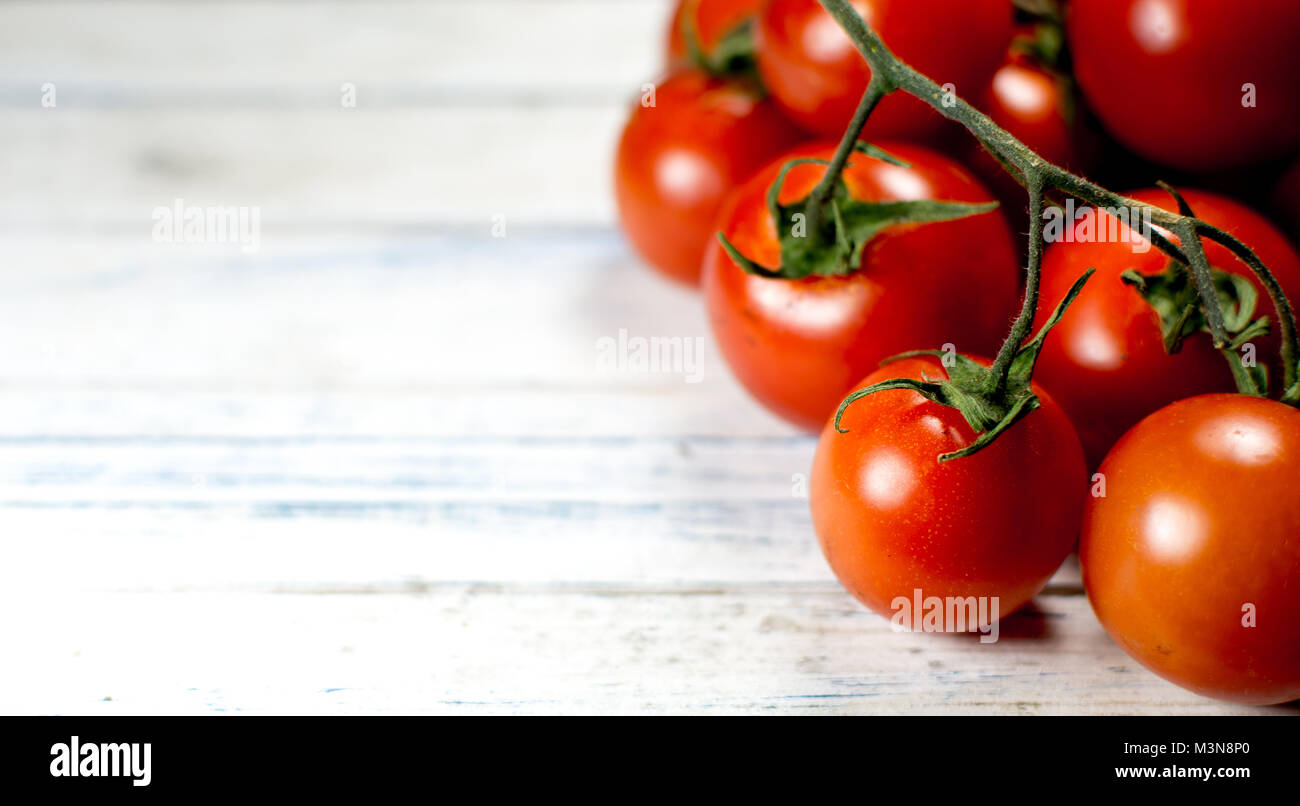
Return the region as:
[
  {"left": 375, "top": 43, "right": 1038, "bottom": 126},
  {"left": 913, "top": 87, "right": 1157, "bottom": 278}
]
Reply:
[
  {"left": 1033, "top": 189, "right": 1300, "bottom": 467},
  {"left": 702, "top": 141, "right": 1020, "bottom": 430},
  {"left": 1068, "top": 0, "right": 1300, "bottom": 172},
  {"left": 666, "top": 0, "right": 764, "bottom": 66},
  {"left": 755, "top": 0, "right": 1012, "bottom": 139},
  {"left": 811, "top": 355, "right": 1086, "bottom": 625},
  {"left": 614, "top": 69, "right": 804, "bottom": 285},
  {"left": 977, "top": 59, "right": 1079, "bottom": 172},
  {"left": 966, "top": 37, "right": 1098, "bottom": 210},
  {"left": 1081, "top": 394, "right": 1300, "bottom": 705}
]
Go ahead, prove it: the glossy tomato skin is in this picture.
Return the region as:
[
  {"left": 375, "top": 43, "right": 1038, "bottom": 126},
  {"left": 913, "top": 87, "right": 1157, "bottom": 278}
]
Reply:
[
  {"left": 666, "top": 0, "right": 764, "bottom": 65},
  {"left": 614, "top": 69, "right": 804, "bottom": 285},
  {"left": 1033, "top": 189, "right": 1300, "bottom": 468},
  {"left": 1081, "top": 394, "right": 1300, "bottom": 705},
  {"left": 965, "top": 40, "right": 1101, "bottom": 260},
  {"left": 811, "top": 356, "right": 1087, "bottom": 622},
  {"left": 702, "top": 141, "right": 1020, "bottom": 430},
  {"left": 1068, "top": 0, "right": 1300, "bottom": 172},
  {"left": 968, "top": 45, "right": 1098, "bottom": 209},
  {"left": 755, "top": 0, "right": 1012, "bottom": 139}
]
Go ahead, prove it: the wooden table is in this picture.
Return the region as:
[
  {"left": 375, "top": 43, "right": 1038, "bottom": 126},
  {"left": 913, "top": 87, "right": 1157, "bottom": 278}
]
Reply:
[{"left": 0, "top": 0, "right": 1286, "bottom": 715}]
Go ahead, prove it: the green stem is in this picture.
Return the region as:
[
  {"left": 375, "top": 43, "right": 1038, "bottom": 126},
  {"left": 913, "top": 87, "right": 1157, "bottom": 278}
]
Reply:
[
  {"left": 1172, "top": 220, "right": 1229, "bottom": 347},
  {"left": 988, "top": 178, "right": 1045, "bottom": 389},
  {"left": 1194, "top": 222, "right": 1300, "bottom": 395},
  {"left": 815, "top": 0, "right": 1300, "bottom": 402},
  {"left": 803, "top": 77, "right": 891, "bottom": 238}
]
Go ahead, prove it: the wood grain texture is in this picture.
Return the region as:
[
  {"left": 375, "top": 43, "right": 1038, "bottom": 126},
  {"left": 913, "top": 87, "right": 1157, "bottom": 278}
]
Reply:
[
  {"left": 3, "top": 589, "right": 1285, "bottom": 715},
  {"left": 0, "top": 1, "right": 670, "bottom": 100},
  {"left": 0, "top": 1, "right": 677, "bottom": 228},
  {"left": 0, "top": 0, "right": 1287, "bottom": 715}
]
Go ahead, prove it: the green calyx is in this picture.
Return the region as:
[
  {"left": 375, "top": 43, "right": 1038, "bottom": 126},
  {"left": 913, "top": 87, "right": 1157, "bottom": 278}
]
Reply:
[
  {"left": 682, "top": 15, "right": 757, "bottom": 81},
  {"left": 717, "top": 143, "right": 999, "bottom": 280},
  {"left": 1012, "top": 20, "right": 1065, "bottom": 71},
  {"left": 1122, "top": 261, "right": 1271, "bottom": 396},
  {"left": 833, "top": 268, "right": 1096, "bottom": 462}
]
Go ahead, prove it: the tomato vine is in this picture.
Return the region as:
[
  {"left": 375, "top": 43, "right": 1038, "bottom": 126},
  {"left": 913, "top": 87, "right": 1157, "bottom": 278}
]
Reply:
[{"left": 734, "top": 0, "right": 1300, "bottom": 459}]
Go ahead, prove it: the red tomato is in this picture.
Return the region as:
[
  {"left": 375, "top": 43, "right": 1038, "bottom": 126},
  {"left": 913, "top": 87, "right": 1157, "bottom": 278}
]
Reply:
[
  {"left": 977, "top": 58, "right": 1080, "bottom": 174},
  {"left": 967, "top": 39, "right": 1098, "bottom": 211},
  {"left": 811, "top": 355, "right": 1087, "bottom": 625},
  {"left": 1068, "top": 0, "right": 1300, "bottom": 172},
  {"left": 702, "top": 141, "right": 1020, "bottom": 430},
  {"left": 755, "top": 0, "right": 1012, "bottom": 139},
  {"left": 666, "top": 0, "right": 764, "bottom": 65},
  {"left": 614, "top": 69, "right": 804, "bottom": 285},
  {"left": 1081, "top": 394, "right": 1300, "bottom": 705},
  {"left": 1033, "top": 189, "right": 1300, "bottom": 467}
]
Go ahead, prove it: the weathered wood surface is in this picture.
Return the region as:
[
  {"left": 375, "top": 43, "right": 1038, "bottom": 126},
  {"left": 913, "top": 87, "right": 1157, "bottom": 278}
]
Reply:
[{"left": 0, "top": 1, "right": 1288, "bottom": 715}]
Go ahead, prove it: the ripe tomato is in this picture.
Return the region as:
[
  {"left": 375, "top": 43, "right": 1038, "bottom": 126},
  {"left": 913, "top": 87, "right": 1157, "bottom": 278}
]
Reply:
[
  {"left": 1081, "top": 394, "right": 1300, "bottom": 705},
  {"left": 702, "top": 141, "right": 1020, "bottom": 430},
  {"left": 976, "top": 58, "right": 1081, "bottom": 176},
  {"left": 614, "top": 69, "right": 804, "bottom": 285},
  {"left": 666, "top": 0, "right": 764, "bottom": 66},
  {"left": 755, "top": 0, "right": 1012, "bottom": 139},
  {"left": 1068, "top": 0, "right": 1300, "bottom": 172},
  {"left": 1033, "top": 188, "right": 1300, "bottom": 467},
  {"left": 811, "top": 355, "right": 1086, "bottom": 625},
  {"left": 966, "top": 34, "right": 1098, "bottom": 210}
]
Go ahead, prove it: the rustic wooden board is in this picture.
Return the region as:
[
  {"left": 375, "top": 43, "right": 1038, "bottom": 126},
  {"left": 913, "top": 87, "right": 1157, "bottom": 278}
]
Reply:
[
  {"left": 0, "top": 0, "right": 1289, "bottom": 715},
  {"left": 2, "top": 589, "right": 1285, "bottom": 715}
]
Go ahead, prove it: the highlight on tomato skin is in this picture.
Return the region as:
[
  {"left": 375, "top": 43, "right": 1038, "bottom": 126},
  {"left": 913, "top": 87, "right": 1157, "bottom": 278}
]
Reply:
[
  {"left": 810, "top": 355, "right": 1087, "bottom": 630},
  {"left": 1080, "top": 393, "right": 1300, "bottom": 706},
  {"left": 1031, "top": 188, "right": 1300, "bottom": 469},
  {"left": 613, "top": 68, "right": 805, "bottom": 286},
  {"left": 702, "top": 140, "right": 1021, "bottom": 431},
  {"left": 754, "top": 0, "right": 1013, "bottom": 141}
]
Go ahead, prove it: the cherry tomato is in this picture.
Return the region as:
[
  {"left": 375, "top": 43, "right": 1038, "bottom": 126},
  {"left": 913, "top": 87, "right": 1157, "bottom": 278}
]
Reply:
[
  {"left": 977, "top": 59, "right": 1079, "bottom": 174},
  {"left": 666, "top": 0, "right": 764, "bottom": 66},
  {"left": 702, "top": 141, "right": 1020, "bottom": 430},
  {"left": 1068, "top": 0, "right": 1300, "bottom": 172},
  {"left": 614, "top": 69, "right": 804, "bottom": 285},
  {"left": 1033, "top": 189, "right": 1300, "bottom": 467},
  {"left": 966, "top": 33, "right": 1098, "bottom": 212},
  {"left": 811, "top": 355, "right": 1087, "bottom": 625},
  {"left": 755, "top": 0, "right": 1012, "bottom": 139},
  {"left": 1081, "top": 394, "right": 1300, "bottom": 705}
]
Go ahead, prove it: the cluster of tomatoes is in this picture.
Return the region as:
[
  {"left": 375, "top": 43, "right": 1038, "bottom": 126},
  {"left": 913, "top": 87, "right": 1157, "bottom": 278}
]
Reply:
[{"left": 615, "top": 0, "right": 1300, "bottom": 706}]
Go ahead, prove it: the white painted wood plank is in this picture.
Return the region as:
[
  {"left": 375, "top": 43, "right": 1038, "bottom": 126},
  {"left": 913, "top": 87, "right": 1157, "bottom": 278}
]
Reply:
[
  {"left": 0, "top": 440, "right": 827, "bottom": 591},
  {"left": 0, "top": 233, "right": 1082, "bottom": 595},
  {"left": 0, "top": 107, "right": 630, "bottom": 227},
  {"left": 0, "top": 1, "right": 673, "bottom": 101},
  {"left": 0, "top": 233, "right": 719, "bottom": 389},
  {"left": 0, "top": 589, "right": 1273, "bottom": 715},
  {"left": 0, "top": 1, "right": 684, "bottom": 227},
  {"left": 0, "top": 430, "right": 1086, "bottom": 592}
]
